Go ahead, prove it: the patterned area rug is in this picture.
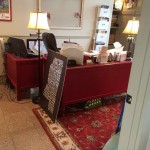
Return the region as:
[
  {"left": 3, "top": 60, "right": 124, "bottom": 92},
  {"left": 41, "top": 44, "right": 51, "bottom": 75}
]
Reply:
[{"left": 33, "top": 96, "right": 124, "bottom": 150}]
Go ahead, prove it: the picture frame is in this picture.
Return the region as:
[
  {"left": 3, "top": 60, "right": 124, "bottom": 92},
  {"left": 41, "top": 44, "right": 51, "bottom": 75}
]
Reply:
[
  {"left": 0, "top": 0, "right": 12, "bottom": 21},
  {"left": 40, "top": 0, "right": 84, "bottom": 29}
]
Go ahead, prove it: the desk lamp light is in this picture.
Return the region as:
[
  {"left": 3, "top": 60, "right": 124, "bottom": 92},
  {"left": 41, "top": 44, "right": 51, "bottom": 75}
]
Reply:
[
  {"left": 28, "top": 12, "right": 50, "bottom": 104},
  {"left": 123, "top": 17, "right": 139, "bottom": 60},
  {"left": 114, "top": 0, "right": 124, "bottom": 10}
]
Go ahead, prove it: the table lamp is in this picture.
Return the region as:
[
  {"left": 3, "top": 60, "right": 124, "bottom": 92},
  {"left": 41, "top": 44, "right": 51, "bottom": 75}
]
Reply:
[
  {"left": 123, "top": 17, "right": 139, "bottom": 60},
  {"left": 114, "top": 0, "right": 124, "bottom": 10},
  {"left": 28, "top": 12, "right": 50, "bottom": 104}
]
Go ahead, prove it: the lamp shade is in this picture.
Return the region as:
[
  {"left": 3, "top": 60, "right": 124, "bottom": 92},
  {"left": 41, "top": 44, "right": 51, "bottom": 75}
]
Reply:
[
  {"left": 28, "top": 12, "right": 50, "bottom": 30},
  {"left": 115, "top": 0, "right": 123, "bottom": 10},
  {"left": 123, "top": 18, "right": 139, "bottom": 35}
]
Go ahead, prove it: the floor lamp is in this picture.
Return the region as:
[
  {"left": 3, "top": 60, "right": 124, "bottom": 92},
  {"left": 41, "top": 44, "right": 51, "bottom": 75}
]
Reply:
[
  {"left": 28, "top": 12, "right": 50, "bottom": 104},
  {"left": 123, "top": 17, "right": 139, "bottom": 60}
]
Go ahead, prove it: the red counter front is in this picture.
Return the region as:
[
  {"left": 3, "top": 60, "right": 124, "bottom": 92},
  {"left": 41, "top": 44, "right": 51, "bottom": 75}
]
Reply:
[
  {"left": 5, "top": 52, "right": 131, "bottom": 112},
  {"left": 61, "top": 61, "right": 131, "bottom": 112},
  {"left": 5, "top": 52, "right": 41, "bottom": 100}
]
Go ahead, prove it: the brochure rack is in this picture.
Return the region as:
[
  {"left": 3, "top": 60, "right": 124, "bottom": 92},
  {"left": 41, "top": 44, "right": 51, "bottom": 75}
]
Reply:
[{"left": 94, "top": 5, "right": 112, "bottom": 51}]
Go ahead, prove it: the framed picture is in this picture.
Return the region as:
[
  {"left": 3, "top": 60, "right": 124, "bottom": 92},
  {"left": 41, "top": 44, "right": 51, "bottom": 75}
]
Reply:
[{"left": 0, "top": 0, "right": 12, "bottom": 21}]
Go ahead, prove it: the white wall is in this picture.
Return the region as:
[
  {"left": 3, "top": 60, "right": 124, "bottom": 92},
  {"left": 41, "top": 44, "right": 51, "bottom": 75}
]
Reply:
[
  {"left": 0, "top": 0, "right": 37, "bottom": 36},
  {"left": 0, "top": 0, "right": 114, "bottom": 72},
  {"left": 0, "top": 0, "right": 114, "bottom": 50}
]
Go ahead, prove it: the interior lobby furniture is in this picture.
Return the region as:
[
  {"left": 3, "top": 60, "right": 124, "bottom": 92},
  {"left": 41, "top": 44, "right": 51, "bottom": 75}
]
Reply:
[
  {"left": 5, "top": 52, "right": 132, "bottom": 113},
  {"left": 42, "top": 58, "right": 132, "bottom": 113},
  {"left": 5, "top": 52, "right": 42, "bottom": 100},
  {"left": 60, "top": 61, "right": 131, "bottom": 113}
]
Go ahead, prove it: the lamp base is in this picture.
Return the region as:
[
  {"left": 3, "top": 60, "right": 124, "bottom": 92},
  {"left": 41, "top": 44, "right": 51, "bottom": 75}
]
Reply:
[
  {"left": 32, "top": 96, "right": 41, "bottom": 104},
  {"left": 126, "top": 57, "right": 132, "bottom": 61},
  {"left": 126, "top": 51, "right": 132, "bottom": 61}
]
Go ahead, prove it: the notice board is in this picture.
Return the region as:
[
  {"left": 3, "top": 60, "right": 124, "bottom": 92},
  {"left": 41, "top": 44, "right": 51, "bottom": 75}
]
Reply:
[{"left": 40, "top": 50, "right": 68, "bottom": 122}]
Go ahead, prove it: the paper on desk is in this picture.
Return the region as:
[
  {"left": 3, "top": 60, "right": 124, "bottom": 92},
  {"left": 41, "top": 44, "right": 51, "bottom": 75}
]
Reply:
[
  {"left": 60, "top": 48, "right": 84, "bottom": 65},
  {"left": 107, "top": 46, "right": 124, "bottom": 55},
  {"left": 61, "top": 42, "right": 83, "bottom": 51},
  {"left": 84, "top": 50, "right": 99, "bottom": 57},
  {"left": 107, "top": 42, "right": 127, "bottom": 61},
  {"left": 113, "top": 42, "right": 122, "bottom": 48},
  {"left": 108, "top": 42, "right": 123, "bottom": 56},
  {"left": 108, "top": 42, "right": 124, "bottom": 54}
]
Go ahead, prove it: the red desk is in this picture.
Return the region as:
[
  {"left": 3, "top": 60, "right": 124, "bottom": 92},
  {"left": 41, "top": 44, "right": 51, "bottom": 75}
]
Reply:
[
  {"left": 5, "top": 52, "right": 41, "bottom": 100},
  {"left": 60, "top": 61, "right": 131, "bottom": 112},
  {"left": 42, "top": 57, "right": 132, "bottom": 112},
  {"left": 5, "top": 52, "right": 132, "bottom": 111}
]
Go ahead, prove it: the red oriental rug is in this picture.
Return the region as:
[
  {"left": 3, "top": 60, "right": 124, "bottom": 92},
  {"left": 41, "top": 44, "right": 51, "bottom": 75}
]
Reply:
[{"left": 33, "top": 96, "right": 124, "bottom": 150}]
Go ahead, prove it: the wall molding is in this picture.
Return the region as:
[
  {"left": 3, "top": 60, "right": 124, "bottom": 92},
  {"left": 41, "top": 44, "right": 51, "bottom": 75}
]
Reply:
[{"left": 0, "top": 35, "right": 91, "bottom": 39}]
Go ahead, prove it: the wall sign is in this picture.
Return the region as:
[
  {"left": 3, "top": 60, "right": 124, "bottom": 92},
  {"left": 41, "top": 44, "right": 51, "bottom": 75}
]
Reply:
[
  {"left": 39, "top": 50, "right": 68, "bottom": 122},
  {"left": 0, "top": 0, "right": 12, "bottom": 21}
]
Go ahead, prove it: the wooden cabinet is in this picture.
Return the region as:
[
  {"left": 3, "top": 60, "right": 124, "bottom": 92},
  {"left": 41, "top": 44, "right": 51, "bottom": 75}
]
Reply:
[{"left": 109, "top": 9, "right": 121, "bottom": 48}]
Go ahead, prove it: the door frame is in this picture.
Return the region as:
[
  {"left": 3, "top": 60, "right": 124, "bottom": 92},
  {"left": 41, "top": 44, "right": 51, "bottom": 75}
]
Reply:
[{"left": 118, "top": 0, "right": 150, "bottom": 149}]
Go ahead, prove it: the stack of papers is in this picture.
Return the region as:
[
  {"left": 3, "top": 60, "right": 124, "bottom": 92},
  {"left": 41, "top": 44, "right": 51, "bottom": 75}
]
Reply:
[
  {"left": 60, "top": 48, "right": 84, "bottom": 65},
  {"left": 61, "top": 42, "right": 83, "bottom": 51},
  {"left": 84, "top": 50, "right": 99, "bottom": 57}
]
